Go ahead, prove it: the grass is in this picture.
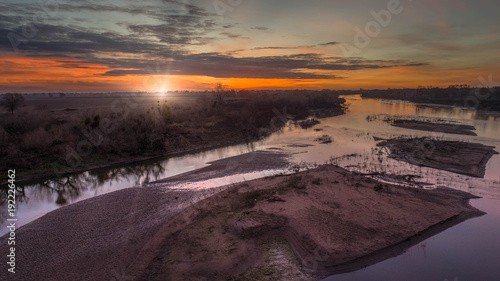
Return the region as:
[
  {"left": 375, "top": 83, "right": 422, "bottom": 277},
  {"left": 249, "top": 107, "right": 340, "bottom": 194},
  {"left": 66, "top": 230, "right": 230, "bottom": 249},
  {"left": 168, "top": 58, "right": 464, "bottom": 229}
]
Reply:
[
  {"left": 315, "top": 134, "right": 333, "bottom": 144},
  {"left": 296, "top": 118, "right": 320, "bottom": 129}
]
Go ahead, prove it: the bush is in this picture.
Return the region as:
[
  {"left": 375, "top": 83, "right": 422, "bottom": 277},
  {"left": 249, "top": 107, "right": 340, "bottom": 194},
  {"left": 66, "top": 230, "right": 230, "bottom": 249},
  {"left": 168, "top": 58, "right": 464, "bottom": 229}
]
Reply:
[
  {"left": 22, "top": 128, "right": 54, "bottom": 152},
  {"left": 0, "top": 127, "right": 9, "bottom": 156}
]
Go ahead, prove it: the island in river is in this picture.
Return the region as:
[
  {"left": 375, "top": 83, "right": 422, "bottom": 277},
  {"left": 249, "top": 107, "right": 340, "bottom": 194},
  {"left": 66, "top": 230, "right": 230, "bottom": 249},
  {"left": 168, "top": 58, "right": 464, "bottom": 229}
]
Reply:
[
  {"left": 0, "top": 157, "right": 484, "bottom": 281},
  {"left": 377, "top": 137, "right": 499, "bottom": 178}
]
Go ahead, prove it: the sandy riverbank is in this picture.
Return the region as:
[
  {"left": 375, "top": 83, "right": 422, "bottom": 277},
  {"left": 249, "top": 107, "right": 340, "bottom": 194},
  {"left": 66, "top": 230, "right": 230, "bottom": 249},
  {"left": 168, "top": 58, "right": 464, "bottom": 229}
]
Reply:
[
  {"left": 0, "top": 159, "right": 484, "bottom": 281},
  {"left": 149, "top": 150, "right": 292, "bottom": 187}
]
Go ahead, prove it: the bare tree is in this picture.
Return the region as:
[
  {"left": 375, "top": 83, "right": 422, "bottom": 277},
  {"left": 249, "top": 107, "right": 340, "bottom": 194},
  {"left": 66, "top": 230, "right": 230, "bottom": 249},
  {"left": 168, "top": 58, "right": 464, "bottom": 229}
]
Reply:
[
  {"left": 212, "top": 82, "right": 227, "bottom": 108},
  {"left": 1, "top": 93, "right": 25, "bottom": 115}
]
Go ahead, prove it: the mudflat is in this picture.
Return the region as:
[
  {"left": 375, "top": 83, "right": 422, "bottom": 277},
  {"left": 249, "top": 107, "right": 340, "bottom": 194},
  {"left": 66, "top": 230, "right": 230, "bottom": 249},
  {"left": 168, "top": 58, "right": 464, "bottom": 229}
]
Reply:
[
  {"left": 378, "top": 137, "right": 499, "bottom": 177},
  {"left": 390, "top": 119, "right": 477, "bottom": 136}
]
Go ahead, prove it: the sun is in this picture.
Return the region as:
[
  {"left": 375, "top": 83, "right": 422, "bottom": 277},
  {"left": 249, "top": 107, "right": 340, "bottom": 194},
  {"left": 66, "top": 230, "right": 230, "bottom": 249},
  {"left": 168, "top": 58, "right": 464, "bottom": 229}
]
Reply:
[{"left": 157, "top": 84, "right": 169, "bottom": 96}]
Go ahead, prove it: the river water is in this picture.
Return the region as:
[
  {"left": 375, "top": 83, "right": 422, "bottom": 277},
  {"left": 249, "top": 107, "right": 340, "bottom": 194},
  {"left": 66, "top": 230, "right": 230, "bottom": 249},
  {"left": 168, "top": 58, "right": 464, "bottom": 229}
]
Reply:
[{"left": 2, "top": 95, "right": 500, "bottom": 280}]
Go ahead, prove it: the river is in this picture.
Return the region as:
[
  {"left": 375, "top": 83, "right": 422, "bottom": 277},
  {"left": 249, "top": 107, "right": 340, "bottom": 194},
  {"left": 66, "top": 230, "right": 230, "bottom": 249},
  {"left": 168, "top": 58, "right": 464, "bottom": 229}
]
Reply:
[{"left": 2, "top": 95, "right": 499, "bottom": 280}]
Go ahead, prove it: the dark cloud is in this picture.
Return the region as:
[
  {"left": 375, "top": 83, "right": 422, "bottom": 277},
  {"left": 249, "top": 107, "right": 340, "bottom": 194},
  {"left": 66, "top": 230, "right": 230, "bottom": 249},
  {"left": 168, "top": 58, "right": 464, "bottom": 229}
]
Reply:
[
  {"left": 97, "top": 52, "right": 422, "bottom": 79},
  {"left": 220, "top": 32, "right": 242, "bottom": 39},
  {"left": 253, "top": 42, "right": 341, "bottom": 50},
  {"left": 127, "top": 22, "right": 216, "bottom": 45},
  {"left": 252, "top": 46, "right": 298, "bottom": 50},
  {"left": 122, "top": 4, "right": 220, "bottom": 46},
  {"left": 252, "top": 26, "right": 269, "bottom": 31},
  {"left": 52, "top": 1, "right": 210, "bottom": 18},
  {"left": 103, "top": 64, "right": 337, "bottom": 79},
  {"left": 318, "top": 41, "right": 339, "bottom": 46},
  {"left": 104, "top": 69, "right": 151, "bottom": 76},
  {"left": 402, "top": 63, "right": 430, "bottom": 67},
  {"left": 0, "top": 1, "right": 429, "bottom": 81},
  {"left": 0, "top": 24, "right": 170, "bottom": 55}
]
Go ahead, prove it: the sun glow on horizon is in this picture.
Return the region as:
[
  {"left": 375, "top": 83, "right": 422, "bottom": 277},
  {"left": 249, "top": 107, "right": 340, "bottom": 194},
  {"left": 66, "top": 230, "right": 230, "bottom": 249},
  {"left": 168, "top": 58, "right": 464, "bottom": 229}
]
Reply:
[{"left": 155, "top": 82, "right": 169, "bottom": 96}]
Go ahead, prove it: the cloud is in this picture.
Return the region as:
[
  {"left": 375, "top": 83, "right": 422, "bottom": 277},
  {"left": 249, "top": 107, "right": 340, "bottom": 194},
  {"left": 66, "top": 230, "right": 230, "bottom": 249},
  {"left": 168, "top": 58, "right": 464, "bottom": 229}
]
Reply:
[
  {"left": 402, "top": 63, "right": 430, "bottom": 67},
  {"left": 98, "top": 52, "right": 425, "bottom": 79},
  {"left": 252, "top": 46, "right": 298, "bottom": 50},
  {"left": 253, "top": 42, "right": 341, "bottom": 50},
  {"left": 252, "top": 26, "right": 269, "bottom": 31},
  {"left": 220, "top": 32, "right": 243, "bottom": 39},
  {"left": 0, "top": 1, "right": 429, "bottom": 82},
  {"left": 318, "top": 41, "right": 339, "bottom": 46}
]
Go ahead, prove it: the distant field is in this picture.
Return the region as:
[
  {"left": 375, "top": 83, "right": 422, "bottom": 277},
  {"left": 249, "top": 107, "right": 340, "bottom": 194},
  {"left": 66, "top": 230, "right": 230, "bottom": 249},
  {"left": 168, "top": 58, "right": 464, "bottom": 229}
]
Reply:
[{"left": 0, "top": 93, "right": 204, "bottom": 115}]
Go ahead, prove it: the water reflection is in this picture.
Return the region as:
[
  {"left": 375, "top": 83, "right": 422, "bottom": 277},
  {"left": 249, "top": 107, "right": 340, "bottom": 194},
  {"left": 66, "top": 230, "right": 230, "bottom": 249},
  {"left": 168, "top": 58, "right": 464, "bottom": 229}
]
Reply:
[
  {"left": 349, "top": 96, "right": 500, "bottom": 122},
  {"left": 28, "top": 162, "right": 166, "bottom": 206},
  {"left": 0, "top": 142, "right": 258, "bottom": 236},
  {"left": 0, "top": 162, "right": 164, "bottom": 235},
  {"left": 0, "top": 185, "right": 26, "bottom": 226}
]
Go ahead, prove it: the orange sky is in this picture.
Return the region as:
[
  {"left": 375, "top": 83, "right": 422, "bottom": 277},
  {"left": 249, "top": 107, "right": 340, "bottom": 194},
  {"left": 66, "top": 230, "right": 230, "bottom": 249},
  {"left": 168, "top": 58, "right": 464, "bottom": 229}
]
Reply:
[
  {"left": 2, "top": 54, "right": 498, "bottom": 93},
  {"left": 1, "top": 0, "right": 499, "bottom": 92}
]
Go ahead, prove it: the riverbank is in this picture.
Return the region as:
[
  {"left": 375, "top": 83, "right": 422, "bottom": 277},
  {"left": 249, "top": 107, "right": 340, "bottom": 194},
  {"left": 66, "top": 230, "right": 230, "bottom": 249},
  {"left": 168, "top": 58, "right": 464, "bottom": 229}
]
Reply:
[
  {"left": 0, "top": 162, "right": 483, "bottom": 281},
  {"left": 4, "top": 135, "right": 248, "bottom": 186},
  {"left": 360, "top": 87, "right": 500, "bottom": 111},
  {"left": 0, "top": 91, "right": 345, "bottom": 184}
]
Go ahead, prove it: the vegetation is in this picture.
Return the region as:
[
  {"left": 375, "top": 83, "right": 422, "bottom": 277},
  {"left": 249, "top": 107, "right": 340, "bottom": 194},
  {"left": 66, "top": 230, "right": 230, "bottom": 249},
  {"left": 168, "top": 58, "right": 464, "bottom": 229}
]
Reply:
[
  {"left": 315, "top": 134, "right": 333, "bottom": 144},
  {"left": 0, "top": 89, "right": 345, "bottom": 180},
  {"left": 212, "top": 82, "right": 227, "bottom": 109},
  {"left": 0, "top": 93, "right": 25, "bottom": 115},
  {"left": 296, "top": 117, "right": 320, "bottom": 129},
  {"left": 359, "top": 86, "right": 500, "bottom": 111}
]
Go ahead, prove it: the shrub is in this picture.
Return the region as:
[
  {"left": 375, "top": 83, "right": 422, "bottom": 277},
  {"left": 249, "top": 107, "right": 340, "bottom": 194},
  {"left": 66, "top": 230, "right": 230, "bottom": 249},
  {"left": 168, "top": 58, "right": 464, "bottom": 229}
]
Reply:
[{"left": 22, "top": 128, "right": 53, "bottom": 152}]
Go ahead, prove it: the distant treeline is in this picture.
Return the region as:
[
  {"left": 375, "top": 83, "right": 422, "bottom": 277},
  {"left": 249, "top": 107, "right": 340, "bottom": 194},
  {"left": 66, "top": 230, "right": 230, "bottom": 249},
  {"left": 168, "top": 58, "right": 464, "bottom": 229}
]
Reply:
[
  {"left": 359, "top": 86, "right": 500, "bottom": 111},
  {"left": 0, "top": 90, "right": 345, "bottom": 180}
]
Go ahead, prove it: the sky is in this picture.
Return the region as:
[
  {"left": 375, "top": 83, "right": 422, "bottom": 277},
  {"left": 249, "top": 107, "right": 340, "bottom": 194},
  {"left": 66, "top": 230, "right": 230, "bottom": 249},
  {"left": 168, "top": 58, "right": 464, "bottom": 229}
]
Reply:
[{"left": 0, "top": 0, "right": 499, "bottom": 92}]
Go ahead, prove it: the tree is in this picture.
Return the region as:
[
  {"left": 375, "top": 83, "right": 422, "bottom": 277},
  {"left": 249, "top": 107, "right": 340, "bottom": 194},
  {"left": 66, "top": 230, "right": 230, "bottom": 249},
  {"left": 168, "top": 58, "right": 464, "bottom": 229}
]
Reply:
[
  {"left": 212, "top": 82, "right": 227, "bottom": 108},
  {"left": 0, "top": 93, "right": 25, "bottom": 115}
]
